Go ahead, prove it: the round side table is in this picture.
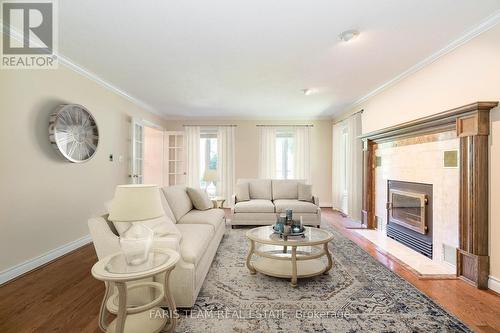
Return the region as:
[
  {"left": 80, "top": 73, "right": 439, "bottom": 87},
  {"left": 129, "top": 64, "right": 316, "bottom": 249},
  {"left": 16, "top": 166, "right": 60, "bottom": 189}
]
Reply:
[{"left": 91, "top": 248, "right": 179, "bottom": 333}]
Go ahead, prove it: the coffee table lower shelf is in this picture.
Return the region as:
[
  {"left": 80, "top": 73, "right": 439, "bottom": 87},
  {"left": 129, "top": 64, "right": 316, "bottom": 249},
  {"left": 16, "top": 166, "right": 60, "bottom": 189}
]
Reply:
[{"left": 252, "top": 258, "right": 328, "bottom": 280}]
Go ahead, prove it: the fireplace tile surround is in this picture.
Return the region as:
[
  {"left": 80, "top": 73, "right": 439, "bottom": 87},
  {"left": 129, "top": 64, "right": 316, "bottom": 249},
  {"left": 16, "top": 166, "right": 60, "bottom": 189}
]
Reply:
[{"left": 375, "top": 137, "right": 458, "bottom": 266}]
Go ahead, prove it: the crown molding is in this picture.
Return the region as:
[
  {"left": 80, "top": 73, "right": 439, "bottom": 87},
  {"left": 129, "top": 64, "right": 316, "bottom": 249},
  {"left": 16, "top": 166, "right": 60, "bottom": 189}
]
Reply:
[
  {"left": 162, "top": 114, "right": 333, "bottom": 121},
  {"left": 350, "top": 9, "right": 500, "bottom": 109},
  {"left": 1, "top": 22, "right": 164, "bottom": 118},
  {"left": 55, "top": 54, "right": 163, "bottom": 117}
]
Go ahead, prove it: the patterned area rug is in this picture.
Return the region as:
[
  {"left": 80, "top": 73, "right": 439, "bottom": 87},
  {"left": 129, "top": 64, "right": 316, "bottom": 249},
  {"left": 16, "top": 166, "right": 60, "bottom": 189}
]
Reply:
[{"left": 175, "top": 223, "right": 470, "bottom": 332}]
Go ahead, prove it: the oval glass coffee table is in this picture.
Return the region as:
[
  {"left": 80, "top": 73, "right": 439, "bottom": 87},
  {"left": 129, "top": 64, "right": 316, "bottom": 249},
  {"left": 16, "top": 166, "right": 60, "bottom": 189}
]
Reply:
[{"left": 246, "top": 226, "right": 334, "bottom": 287}]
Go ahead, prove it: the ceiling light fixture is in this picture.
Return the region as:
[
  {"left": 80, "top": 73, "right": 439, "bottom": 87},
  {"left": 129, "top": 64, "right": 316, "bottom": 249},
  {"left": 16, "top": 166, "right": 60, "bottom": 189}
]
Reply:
[{"left": 338, "top": 29, "right": 360, "bottom": 42}]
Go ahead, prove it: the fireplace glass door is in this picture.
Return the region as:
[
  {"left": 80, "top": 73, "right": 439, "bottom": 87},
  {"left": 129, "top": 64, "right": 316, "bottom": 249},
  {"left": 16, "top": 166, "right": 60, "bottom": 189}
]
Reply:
[{"left": 388, "top": 189, "right": 427, "bottom": 234}]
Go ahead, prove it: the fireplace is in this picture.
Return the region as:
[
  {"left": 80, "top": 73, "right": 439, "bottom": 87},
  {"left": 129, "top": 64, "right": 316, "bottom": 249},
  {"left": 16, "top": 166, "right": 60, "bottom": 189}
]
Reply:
[
  {"left": 386, "top": 180, "right": 433, "bottom": 258},
  {"left": 361, "top": 102, "right": 497, "bottom": 288}
]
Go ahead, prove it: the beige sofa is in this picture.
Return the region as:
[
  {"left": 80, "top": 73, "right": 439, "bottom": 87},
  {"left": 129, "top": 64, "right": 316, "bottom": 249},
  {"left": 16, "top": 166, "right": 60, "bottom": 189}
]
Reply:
[
  {"left": 230, "top": 179, "right": 321, "bottom": 227},
  {"left": 88, "top": 185, "right": 225, "bottom": 308}
]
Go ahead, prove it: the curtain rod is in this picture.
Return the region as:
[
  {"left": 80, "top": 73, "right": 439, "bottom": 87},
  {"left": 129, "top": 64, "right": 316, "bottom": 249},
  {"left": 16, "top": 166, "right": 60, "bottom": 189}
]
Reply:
[
  {"left": 333, "top": 109, "right": 364, "bottom": 125},
  {"left": 256, "top": 124, "right": 314, "bottom": 127},
  {"left": 182, "top": 124, "right": 237, "bottom": 127}
]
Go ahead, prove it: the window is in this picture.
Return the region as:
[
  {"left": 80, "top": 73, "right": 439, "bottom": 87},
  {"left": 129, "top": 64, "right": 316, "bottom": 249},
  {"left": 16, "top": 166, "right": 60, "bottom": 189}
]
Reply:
[
  {"left": 200, "top": 130, "right": 218, "bottom": 196},
  {"left": 276, "top": 130, "right": 294, "bottom": 179}
]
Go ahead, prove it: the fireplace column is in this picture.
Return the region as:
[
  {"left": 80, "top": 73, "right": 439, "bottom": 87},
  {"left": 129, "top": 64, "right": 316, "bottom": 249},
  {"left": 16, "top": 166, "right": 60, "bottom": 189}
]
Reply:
[
  {"left": 456, "top": 109, "right": 490, "bottom": 289},
  {"left": 361, "top": 139, "right": 375, "bottom": 229}
]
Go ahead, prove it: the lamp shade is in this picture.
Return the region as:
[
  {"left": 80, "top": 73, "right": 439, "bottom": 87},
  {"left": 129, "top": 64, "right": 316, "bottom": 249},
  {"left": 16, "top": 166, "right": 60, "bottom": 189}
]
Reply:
[
  {"left": 108, "top": 184, "right": 164, "bottom": 222},
  {"left": 202, "top": 169, "right": 219, "bottom": 182}
]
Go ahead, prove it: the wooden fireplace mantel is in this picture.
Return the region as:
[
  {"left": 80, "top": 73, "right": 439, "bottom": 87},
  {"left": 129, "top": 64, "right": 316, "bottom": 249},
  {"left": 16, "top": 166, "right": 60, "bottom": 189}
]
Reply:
[{"left": 360, "top": 101, "right": 498, "bottom": 289}]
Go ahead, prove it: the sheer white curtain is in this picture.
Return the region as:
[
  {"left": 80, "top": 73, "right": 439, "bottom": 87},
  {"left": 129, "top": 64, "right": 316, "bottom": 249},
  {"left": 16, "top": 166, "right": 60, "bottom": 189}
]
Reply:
[
  {"left": 345, "top": 113, "right": 362, "bottom": 221},
  {"left": 331, "top": 113, "right": 362, "bottom": 221},
  {"left": 331, "top": 123, "right": 344, "bottom": 212},
  {"left": 185, "top": 126, "right": 201, "bottom": 187},
  {"left": 217, "top": 126, "right": 235, "bottom": 207},
  {"left": 258, "top": 127, "right": 277, "bottom": 178},
  {"left": 293, "top": 126, "right": 311, "bottom": 184}
]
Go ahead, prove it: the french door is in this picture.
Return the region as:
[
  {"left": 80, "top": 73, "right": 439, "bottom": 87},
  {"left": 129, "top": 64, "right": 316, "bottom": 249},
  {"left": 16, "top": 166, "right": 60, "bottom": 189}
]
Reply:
[
  {"left": 130, "top": 120, "right": 185, "bottom": 186},
  {"left": 165, "top": 131, "right": 186, "bottom": 185},
  {"left": 131, "top": 118, "right": 169, "bottom": 186},
  {"left": 130, "top": 118, "right": 145, "bottom": 184}
]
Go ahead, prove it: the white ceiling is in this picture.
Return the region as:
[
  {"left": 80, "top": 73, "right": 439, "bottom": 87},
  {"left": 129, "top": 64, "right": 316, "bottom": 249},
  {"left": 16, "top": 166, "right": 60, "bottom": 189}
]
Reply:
[{"left": 59, "top": 0, "right": 500, "bottom": 118}]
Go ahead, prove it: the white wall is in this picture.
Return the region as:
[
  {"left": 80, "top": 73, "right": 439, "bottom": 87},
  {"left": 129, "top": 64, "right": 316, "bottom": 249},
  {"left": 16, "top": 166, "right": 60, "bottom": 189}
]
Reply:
[
  {"left": 0, "top": 66, "right": 164, "bottom": 275},
  {"left": 345, "top": 23, "right": 500, "bottom": 287}
]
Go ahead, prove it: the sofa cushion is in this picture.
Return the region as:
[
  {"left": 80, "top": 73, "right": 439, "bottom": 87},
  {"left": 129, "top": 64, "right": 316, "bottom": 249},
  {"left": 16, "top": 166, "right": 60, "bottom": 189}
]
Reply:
[
  {"left": 162, "top": 185, "right": 193, "bottom": 221},
  {"left": 235, "top": 182, "right": 250, "bottom": 202},
  {"left": 238, "top": 179, "right": 272, "bottom": 200},
  {"left": 176, "top": 224, "right": 213, "bottom": 266},
  {"left": 177, "top": 209, "right": 225, "bottom": 231},
  {"left": 272, "top": 180, "right": 303, "bottom": 200},
  {"left": 234, "top": 199, "right": 275, "bottom": 213},
  {"left": 186, "top": 187, "right": 213, "bottom": 210},
  {"left": 274, "top": 199, "right": 318, "bottom": 213},
  {"left": 298, "top": 183, "right": 313, "bottom": 202}
]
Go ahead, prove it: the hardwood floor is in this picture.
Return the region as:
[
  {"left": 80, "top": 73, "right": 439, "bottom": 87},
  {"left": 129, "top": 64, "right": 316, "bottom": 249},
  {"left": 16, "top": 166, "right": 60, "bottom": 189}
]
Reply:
[{"left": 0, "top": 208, "right": 499, "bottom": 332}]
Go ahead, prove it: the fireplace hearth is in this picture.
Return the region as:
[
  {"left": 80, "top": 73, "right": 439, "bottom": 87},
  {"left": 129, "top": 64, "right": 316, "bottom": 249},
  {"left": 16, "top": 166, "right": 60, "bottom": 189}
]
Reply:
[{"left": 387, "top": 180, "right": 433, "bottom": 258}]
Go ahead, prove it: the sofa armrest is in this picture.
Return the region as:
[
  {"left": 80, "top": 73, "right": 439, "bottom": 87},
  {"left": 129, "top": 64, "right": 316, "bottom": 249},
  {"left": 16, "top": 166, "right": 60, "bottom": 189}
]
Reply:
[
  {"left": 88, "top": 217, "right": 121, "bottom": 260},
  {"left": 312, "top": 196, "right": 320, "bottom": 206}
]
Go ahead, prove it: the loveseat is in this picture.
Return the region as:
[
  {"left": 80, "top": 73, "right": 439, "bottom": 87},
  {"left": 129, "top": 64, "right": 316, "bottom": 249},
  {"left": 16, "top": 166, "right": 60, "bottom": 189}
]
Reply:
[
  {"left": 230, "top": 179, "right": 321, "bottom": 227},
  {"left": 88, "top": 185, "right": 225, "bottom": 308}
]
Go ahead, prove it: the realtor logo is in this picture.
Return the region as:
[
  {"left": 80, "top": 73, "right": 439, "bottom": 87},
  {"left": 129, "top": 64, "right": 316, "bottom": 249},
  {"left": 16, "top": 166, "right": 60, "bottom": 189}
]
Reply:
[{"left": 1, "top": 0, "right": 58, "bottom": 69}]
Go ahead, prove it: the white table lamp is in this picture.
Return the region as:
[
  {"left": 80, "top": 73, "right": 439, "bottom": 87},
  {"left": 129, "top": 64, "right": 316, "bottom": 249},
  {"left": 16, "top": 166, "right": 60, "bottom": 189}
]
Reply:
[
  {"left": 108, "top": 184, "right": 164, "bottom": 265},
  {"left": 202, "top": 169, "right": 219, "bottom": 193}
]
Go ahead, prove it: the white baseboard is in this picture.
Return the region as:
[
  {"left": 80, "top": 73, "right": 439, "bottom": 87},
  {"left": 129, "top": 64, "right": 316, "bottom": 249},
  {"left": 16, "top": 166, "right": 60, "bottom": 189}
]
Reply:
[
  {"left": 319, "top": 202, "right": 332, "bottom": 208},
  {"left": 488, "top": 275, "right": 500, "bottom": 294},
  {"left": 0, "top": 235, "right": 92, "bottom": 285}
]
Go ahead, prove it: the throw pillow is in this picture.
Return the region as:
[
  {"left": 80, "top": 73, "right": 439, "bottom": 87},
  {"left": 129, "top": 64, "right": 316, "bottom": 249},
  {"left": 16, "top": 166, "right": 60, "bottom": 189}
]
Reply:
[
  {"left": 139, "top": 215, "right": 181, "bottom": 238},
  {"left": 186, "top": 187, "right": 213, "bottom": 210},
  {"left": 235, "top": 182, "right": 250, "bottom": 202},
  {"left": 298, "top": 183, "right": 313, "bottom": 202}
]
